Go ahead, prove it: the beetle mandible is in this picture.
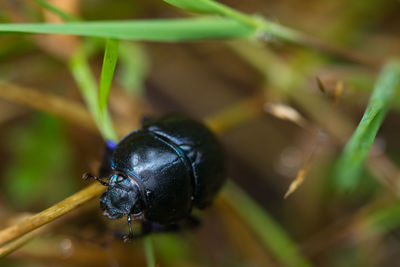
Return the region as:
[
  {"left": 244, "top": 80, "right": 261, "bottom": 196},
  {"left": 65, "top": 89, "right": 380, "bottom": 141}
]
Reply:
[{"left": 84, "top": 116, "right": 225, "bottom": 240}]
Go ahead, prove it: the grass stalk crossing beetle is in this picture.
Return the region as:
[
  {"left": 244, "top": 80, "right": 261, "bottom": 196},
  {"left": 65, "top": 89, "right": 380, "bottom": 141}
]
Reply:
[{"left": 84, "top": 116, "right": 225, "bottom": 241}]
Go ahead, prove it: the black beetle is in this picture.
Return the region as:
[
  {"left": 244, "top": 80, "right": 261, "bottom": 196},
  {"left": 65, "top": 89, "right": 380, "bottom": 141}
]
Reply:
[{"left": 84, "top": 116, "right": 225, "bottom": 240}]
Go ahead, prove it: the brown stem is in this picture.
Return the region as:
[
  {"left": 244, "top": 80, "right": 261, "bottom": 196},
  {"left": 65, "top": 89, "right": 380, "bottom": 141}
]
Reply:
[
  {"left": 0, "top": 227, "right": 45, "bottom": 258},
  {"left": 204, "top": 93, "right": 265, "bottom": 135},
  {"left": 0, "top": 81, "right": 96, "bottom": 132},
  {"left": 295, "top": 35, "right": 383, "bottom": 68},
  {"left": 0, "top": 183, "right": 105, "bottom": 248}
]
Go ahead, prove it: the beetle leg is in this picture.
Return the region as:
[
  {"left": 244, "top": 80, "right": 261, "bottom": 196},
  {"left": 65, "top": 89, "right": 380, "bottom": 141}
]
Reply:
[
  {"left": 82, "top": 173, "right": 109, "bottom": 186},
  {"left": 123, "top": 214, "right": 134, "bottom": 242}
]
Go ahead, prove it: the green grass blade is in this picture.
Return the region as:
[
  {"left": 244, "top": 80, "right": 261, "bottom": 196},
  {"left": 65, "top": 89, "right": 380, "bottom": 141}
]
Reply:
[
  {"left": 99, "top": 38, "right": 119, "bottom": 114},
  {"left": 164, "top": 0, "right": 259, "bottom": 27},
  {"left": 36, "top": 0, "right": 119, "bottom": 143},
  {"left": 334, "top": 60, "right": 400, "bottom": 191},
  {"left": 69, "top": 49, "right": 99, "bottom": 120},
  {"left": 69, "top": 46, "right": 118, "bottom": 142},
  {"left": 153, "top": 235, "right": 192, "bottom": 265},
  {"left": 223, "top": 181, "right": 312, "bottom": 267},
  {"left": 144, "top": 236, "right": 156, "bottom": 267},
  {"left": 35, "top": 0, "right": 79, "bottom": 22},
  {"left": 164, "top": 0, "right": 303, "bottom": 43},
  {"left": 0, "top": 18, "right": 254, "bottom": 41},
  {"left": 163, "top": 0, "right": 225, "bottom": 14}
]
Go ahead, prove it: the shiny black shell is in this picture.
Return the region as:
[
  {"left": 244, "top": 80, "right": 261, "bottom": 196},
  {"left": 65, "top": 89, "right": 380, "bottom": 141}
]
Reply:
[{"left": 110, "top": 116, "right": 225, "bottom": 224}]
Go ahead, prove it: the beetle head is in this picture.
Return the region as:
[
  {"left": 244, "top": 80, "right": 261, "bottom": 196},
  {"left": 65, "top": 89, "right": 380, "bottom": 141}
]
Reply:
[{"left": 100, "top": 172, "right": 143, "bottom": 219}]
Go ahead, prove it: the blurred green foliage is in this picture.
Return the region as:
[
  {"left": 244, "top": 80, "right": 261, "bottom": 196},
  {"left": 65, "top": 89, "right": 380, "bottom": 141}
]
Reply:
[
  {"left": 3, "top": 113, "right": 78, "bottom": 209},
  {"left": 153, "top": 234, "right": 192, "bottom": 265},
  {"left": 117, "top": 42, "right": 149, "bottom": 95}
]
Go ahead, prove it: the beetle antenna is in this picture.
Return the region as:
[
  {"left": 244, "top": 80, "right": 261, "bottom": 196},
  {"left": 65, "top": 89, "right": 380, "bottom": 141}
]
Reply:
[
  {"left": 82, "top": 172, "right": 109, "bottom": 186},
  {"left": 123, "top": 214, "right": 134, "bottom": 242}
]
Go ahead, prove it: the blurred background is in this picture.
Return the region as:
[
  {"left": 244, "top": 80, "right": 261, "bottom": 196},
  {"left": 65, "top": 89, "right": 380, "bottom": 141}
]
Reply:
[{"left": 1, "top": 0, "right": 400, "bottom": 266}]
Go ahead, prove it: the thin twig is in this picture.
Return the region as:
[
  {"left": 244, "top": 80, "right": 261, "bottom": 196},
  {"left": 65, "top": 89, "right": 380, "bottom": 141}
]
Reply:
[
  {"left": 283, "top": 130, "right": 323, "bottom": 199},
  {"left": 293, "top": 34, "right": 383, "bottom": 68},
  {"left": 204, "top": 93, "right": 265, "bottom": 135},
  {"left": 0, "top": 227, "right": 45, "bottom": 257},
  {"left": 0, "top": 183, "right": 104, "bottom": 247},
  {"left": 0, "top": 81, "right": 96, "bottom": 132}
]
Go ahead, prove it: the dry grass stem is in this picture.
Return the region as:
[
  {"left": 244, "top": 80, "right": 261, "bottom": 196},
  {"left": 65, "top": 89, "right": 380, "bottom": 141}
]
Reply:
[
  {"left": 284, "top": 128, "right": 326, "bottom": 199},
  {"left": 0, "top": 81, "right": 96, "bottom": 131},
  {"left": 215, "top": 196, "right": 277, "bottom": 266},
  {"left": 367, "top": 150, "right": 400, "bottom": 196},
  {"left": 204, "top": 94, "right": 264, "bottom": 135},
  {"left": 298, "top": 35, "right": 383, "bottom": 68},
  {"left": 0, "top": 227, "right": 45, "bottom": 258},
  {"left": 264, "top": 102, "right": 309, "bottom": 129},
  {"left": 316, "top": 77, "right": 344, "bottom": 102},
  {"left": 332, "top": 80, "right": 344, "bottom": 102},
  {"left": 0, "top": 183, "right": 105, "bottom": 249},
  {"left": 283, "top": 143, "right": 315, "bottom": 199},
  {"left": 284, "top": 168, "right": 307, "bottom": 199},
  {"left": 316, "top": 77, "right": 326, "bottom": 93}
]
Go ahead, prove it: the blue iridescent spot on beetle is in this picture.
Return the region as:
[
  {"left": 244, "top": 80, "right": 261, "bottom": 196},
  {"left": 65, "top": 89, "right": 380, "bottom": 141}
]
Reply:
[
  {"left": 110, "top": 173, "right": 118, "bottom": 183},
  {"left": 106, "top": 140, "right": 117, "bottom": 150}
]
